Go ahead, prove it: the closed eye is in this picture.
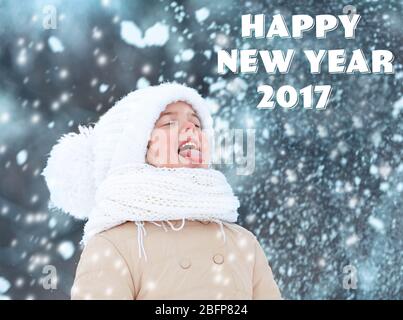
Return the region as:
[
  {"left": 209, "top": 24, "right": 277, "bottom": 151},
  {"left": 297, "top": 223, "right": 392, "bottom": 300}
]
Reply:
[
  {"left": 163, "top": 120, "right": 177, "bottom": 126},
  {"left": 192, "top": 118, "right": 201, "bottom": 128}
]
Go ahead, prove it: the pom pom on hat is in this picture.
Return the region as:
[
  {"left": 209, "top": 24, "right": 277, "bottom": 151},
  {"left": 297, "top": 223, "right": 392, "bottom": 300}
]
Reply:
[{"left": 42, "top": 125, "right": 95, "bottom": 220}]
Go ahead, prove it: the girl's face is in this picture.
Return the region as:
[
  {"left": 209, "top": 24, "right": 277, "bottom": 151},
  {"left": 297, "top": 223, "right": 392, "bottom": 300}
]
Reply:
[{"left": 146, "top": 101, "right": 210, "bottom": 169}]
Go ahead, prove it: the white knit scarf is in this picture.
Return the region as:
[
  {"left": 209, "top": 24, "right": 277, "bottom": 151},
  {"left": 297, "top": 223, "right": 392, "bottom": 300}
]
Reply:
[{"left": 82, "top": 163, "right": 241, "bottom": 260}]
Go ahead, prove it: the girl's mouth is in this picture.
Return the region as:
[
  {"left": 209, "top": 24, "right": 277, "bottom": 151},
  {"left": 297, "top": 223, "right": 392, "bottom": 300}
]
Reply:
[{"left": 178, "top": 141, "right": 202, "bottom": 163}]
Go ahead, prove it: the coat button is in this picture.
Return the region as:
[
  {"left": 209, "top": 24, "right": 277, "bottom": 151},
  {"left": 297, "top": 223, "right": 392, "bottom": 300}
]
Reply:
[
  {"left": 169, "top": 219, "right": 184, "bottom": 228},
  {"left": 213, "top": 254, "right": 224, "bottom": 264},
  {"left": 179, "top": 258, "right": 191, "bottom": 269}
]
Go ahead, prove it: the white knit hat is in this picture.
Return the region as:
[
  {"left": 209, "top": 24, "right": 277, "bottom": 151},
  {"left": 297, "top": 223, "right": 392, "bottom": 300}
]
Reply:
[{"left": 42, "top": 82, "right": 215, "bottom": 220}]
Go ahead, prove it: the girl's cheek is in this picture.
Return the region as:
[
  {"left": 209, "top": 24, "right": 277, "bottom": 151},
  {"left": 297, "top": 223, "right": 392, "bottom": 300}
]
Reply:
[
  {"left": 201, "top": 132, "right": 211, "bottom": 163},
  {"left": 166, "top": 131, "right": 178, "bottom": 160},
  {"left": 147, "top": 131, "right": 163, "bottom": 163}
]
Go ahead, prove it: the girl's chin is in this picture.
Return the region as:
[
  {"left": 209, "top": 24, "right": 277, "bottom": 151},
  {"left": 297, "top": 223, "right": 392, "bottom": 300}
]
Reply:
[
  {"left": 147, "top": 153, "right": 210, "bottom": 169},
  {"left": 177, "top": 154, "right": 208, "bottom": 168},
  {"left": 149, "top": 159, "right": 209, "bottom": 169}
]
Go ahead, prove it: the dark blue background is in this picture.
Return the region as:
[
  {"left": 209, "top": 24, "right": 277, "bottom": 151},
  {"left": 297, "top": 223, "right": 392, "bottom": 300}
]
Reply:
[{"left": 0, "top": 0, "right": 402, "bottom": 299}]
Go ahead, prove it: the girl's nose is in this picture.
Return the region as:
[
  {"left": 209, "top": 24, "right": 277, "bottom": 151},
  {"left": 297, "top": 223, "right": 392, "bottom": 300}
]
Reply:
[{"left": 181, "top": 120, "right": 196, "bottom": 133}]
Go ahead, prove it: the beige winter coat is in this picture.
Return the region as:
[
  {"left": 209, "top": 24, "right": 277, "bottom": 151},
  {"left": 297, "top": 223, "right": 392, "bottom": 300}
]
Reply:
[{"left": 71, "top": 219, "right": 282, "bottom": 300}]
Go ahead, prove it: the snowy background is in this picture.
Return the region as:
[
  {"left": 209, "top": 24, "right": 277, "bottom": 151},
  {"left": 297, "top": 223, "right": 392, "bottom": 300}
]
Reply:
[{"left": 0, "top": 0, "right": 402, "bottom": 299}]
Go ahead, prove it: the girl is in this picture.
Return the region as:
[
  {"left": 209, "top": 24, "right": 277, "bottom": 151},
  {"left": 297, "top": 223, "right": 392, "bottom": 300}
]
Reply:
[{"left": 42, "top": 82, "right": 281, "bottom": 300}]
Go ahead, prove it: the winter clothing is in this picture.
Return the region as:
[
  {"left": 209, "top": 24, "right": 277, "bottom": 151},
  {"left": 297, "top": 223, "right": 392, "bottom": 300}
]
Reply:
[
  {"left": 82, "top": 163, "right": 240, "bottom": 260},
  {"left": 71, "top": 220, "right": 282, "bottom": 300},
  {"left": 41, "top": 82, "right": 282, "bottom": 299},
  {"left": 41, "top": 82, "right": 215, "bottom": 220}
]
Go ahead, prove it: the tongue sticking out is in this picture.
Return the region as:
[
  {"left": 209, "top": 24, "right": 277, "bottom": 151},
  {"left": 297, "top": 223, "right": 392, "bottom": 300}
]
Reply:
[{"left": 179, "top": 148, "right": 202, "bottom": 163}]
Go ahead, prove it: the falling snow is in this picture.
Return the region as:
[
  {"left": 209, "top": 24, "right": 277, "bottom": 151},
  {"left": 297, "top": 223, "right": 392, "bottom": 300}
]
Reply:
[
  {"left": 57, "top": 241, "right": 75, "bottom": 260},
  {"left": 120, "top": 21, "right": 170, "bottom": 48},
  {"left": 16, "top": 150, "right": 28, "bottom": 166},
  {"left": 47, "top": 36, "right": 65, "bottom": 53},
  {"left": 195, "top": 8, "right": 210, "bottom": 23},
  {"left": 0, "top": 277, "right": 11, "bottom": 294},
  {"left": 0, "top": 0, "right": 402, "bottom": 300}
]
